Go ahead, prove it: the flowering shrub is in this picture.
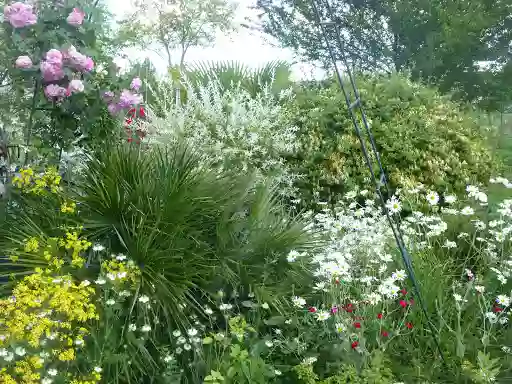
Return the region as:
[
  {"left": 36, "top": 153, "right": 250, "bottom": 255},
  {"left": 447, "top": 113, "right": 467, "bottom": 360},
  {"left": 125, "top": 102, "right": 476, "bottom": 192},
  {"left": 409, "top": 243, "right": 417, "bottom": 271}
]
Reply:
[
  {"left": 1, "top": 166, "right": 168, "bottom": 383},
  {"left": 273, "top": 178, "right": 512, "bottom": 382},
  {"left": 148, "top": 80, "right": 301, "bottom": 196},
  {"left": 0, "top": 228, "right": 99, "bottom": 384},
  {"left": 0, "top": 0, "right": 147, "bottom": 161}
]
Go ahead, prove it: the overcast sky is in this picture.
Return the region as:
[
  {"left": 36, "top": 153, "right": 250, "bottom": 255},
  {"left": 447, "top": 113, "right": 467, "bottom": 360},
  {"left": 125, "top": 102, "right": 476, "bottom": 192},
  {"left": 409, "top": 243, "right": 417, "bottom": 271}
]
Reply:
[{"left": 105, "top": 0, "right": 325, "bottom": 79}]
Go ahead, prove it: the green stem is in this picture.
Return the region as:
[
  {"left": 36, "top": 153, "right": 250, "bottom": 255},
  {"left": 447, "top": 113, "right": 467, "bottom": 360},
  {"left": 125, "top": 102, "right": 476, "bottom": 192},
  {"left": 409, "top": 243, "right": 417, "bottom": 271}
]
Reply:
[{"left": 24, "top": 79, "right": 40, "bottom": 166}]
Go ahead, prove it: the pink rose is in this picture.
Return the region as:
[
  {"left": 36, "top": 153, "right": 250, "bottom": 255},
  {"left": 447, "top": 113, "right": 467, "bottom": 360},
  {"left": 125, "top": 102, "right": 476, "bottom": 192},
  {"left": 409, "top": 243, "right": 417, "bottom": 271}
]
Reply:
[
  {"left": 83, "top": 56, "right": 94, "bottom": 72},
  {"left": 40, "top": 61, "right": 64, "bottom": 82},
  {"left": 45, "top": 49, "right": 63, "bottom": 66},
  {"left": 44, "top": 84, "right": 67, "bottom": 100},
  {"left": 107, "top": 103, "right": 120, "bottom": 115},
  {"left": 130, "top": 77, "right": 142, "bottom": 91},
  {"left": 102, "top": 91, "right": 115, "bottom": 102},
  {"left": 66, "top": 48, "right": 93, "bottom": 72},
  {"left": 15, "top": 55, "right": 32, "bottom": 69},
  {"left": 61, "top": 45, "right": 76, "bottom": 60},
  {"left": 118, "top": 90, "right": 143, "bottom": 108},
  {"left": 68, "top": 79, "right": 84, "bottom": 94},
  {"left": 66, "top": 7, "right": 85, "bottom": 26},
  {"left": 4, "top": 2, "right": 37, "bottom": 28}
]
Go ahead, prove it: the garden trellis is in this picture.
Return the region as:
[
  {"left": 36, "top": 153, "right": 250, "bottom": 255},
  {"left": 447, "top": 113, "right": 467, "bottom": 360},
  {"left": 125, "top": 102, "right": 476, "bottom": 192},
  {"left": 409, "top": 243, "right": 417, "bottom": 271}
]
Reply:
[{"left": 308, "top": 0, "right": 446, "bottom": 362}]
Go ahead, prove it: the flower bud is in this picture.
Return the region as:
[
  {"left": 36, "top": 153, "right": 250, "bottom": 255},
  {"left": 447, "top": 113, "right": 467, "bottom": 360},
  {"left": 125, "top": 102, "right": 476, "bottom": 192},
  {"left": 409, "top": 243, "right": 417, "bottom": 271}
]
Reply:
[
  {"left": 66, "top": 8, "right": 85, "bottom": 26},
  {"left": 15, "top": 55, "right": 32, "bottom": 69},
  {"left": 68, "top": 79, "right": 84, "bottom": 94}
]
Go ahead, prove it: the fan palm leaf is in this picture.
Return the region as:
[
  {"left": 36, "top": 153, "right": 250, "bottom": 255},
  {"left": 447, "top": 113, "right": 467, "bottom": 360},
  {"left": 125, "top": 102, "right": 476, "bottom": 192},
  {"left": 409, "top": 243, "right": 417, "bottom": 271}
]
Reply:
[{"left": 183, "top": 59, "right": 293, "bottom": 97}]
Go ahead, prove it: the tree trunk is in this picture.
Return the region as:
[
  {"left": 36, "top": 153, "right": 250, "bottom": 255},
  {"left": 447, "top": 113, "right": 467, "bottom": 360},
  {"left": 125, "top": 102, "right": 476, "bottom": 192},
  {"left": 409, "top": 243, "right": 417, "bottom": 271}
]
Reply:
[{"left": 164, "top": 44, "right": 172, "bottom": 68}]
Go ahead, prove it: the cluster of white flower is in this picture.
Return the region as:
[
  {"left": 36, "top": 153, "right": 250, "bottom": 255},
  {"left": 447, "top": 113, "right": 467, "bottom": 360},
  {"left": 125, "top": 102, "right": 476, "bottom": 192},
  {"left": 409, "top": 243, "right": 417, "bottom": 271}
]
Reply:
[
  {"left": 490, "top": 176, "right": 512, "bottom": 189},
  {"left": 306, "top": 193, "right": 395, "bottom": 283},
  {"left": 171, "top": 326, "right": 203, "bottom": 355}
]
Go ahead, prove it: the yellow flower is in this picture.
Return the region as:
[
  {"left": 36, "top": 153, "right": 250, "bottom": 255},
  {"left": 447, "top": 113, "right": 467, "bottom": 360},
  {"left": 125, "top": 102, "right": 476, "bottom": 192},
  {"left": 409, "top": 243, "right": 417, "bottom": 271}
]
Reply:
[
  {"left": 24, "top": 237, "right": 39, "bottom": 253},
  {"left": 0, "top": 372, "right": 17, "bottom": 384},
  {"left": 58, "top": 348, "right": 75, "bottom": 361},
  {"left": 11, "top": 166, "right": 61, "bottom": 195},
  {"left": 61, "top": 200, "right": 77, "bottom": 214}
]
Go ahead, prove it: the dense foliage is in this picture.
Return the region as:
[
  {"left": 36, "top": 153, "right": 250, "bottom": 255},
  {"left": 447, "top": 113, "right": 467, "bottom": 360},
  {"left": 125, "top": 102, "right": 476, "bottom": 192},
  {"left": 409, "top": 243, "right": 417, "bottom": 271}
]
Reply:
[
  {"left": 255, "top": 0, "right": 512, "bottom": 111},
  {"left": 0, "top": 1, "right": 511, "bottom": 383},
  {"left": 284, "top": 74, "right": 497, "bottom": 205}
]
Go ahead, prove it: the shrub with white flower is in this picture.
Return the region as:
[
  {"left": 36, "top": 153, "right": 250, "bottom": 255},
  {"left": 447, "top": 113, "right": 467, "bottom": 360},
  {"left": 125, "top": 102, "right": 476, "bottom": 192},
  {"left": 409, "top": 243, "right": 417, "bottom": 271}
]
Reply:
[{"left": 147, "top": 79, "right": 301, "bottom": 196}]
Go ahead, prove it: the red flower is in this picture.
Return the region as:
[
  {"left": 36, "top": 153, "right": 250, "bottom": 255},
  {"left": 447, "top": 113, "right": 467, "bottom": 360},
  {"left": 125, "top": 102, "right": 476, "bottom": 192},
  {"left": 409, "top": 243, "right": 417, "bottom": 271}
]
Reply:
[
  {"left": 354, "top": 322, "right": 361, "bottom": 329},
  {"left": 344, "top": 303, "right": 354, "bottom": 313},
  {"left": 493, "top": 306, "right": 503, "bottom": 313},
  {"left": 381, "top": 331, "right": 389, "bottom": 337},
  {"left": 335, "top": 278, "right": 340, "bottom": 285},
  {"left": 377, "top": 313, "right": 383, "bottom": 320},
  {"left": 127, "top": 138, "right": 133, "bottom": 143},
  {"left": 406, "top": 322, "right": 413, "bottom": 329},
  {"left": 351, "top": 341, "right": 359, "bottom": 349},
  {"left": 125, "top": 118, "right": 132, "bottom": 125},
  {"left": 401, "top": 289, "right": 407, "bottom": 296},
  {"left": 399, "top": 300, "right": 407, "bottom": 308},
  {"left": 139, "top": 107, "right": 146, "bottom": 117},
  {"left": 128, "top": 107, "right": 136, "bottom": 114},
  {"left": 308, "top": 307, "right": 317, "bottom": 313}
]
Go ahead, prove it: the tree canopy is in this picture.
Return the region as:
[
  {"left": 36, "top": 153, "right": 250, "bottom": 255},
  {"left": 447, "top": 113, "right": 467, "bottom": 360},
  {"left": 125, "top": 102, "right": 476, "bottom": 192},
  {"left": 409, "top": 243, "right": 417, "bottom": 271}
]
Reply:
[
  {"left": 255, "top": 0, "right": 512, "bottom": 110},
  {"left": 117, "top": 0, "right": 237, "bottom": 68}
]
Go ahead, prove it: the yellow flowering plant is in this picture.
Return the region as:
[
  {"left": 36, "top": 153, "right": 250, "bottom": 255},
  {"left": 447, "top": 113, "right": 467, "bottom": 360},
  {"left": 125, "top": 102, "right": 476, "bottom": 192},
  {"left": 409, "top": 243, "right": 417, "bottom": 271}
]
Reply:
[
  {"left": 12, "top": 167, "right": 62, "bottom": 196},
  {"left": 0, "top": 231, "right": 100, "bottom": 384},
  {"left": 3, "top": 164, "right": 169, "bottom": 383}
]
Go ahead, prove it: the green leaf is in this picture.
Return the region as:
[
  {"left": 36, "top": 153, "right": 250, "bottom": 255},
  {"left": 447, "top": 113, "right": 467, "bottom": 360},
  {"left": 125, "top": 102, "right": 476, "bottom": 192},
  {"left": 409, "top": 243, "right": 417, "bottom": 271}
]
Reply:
[
  {"left": 264, "top": 316, "right": 286, "bottom": 326},
  {"left": 241, "top": 300, "right": 255, "bottom": 308}
]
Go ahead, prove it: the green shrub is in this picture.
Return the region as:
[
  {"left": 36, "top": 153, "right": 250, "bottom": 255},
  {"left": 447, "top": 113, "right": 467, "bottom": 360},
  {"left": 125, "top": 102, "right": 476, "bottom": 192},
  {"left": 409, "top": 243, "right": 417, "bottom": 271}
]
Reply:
[{"left": 284, "top": 74, "right": 497, "bottom": 205}]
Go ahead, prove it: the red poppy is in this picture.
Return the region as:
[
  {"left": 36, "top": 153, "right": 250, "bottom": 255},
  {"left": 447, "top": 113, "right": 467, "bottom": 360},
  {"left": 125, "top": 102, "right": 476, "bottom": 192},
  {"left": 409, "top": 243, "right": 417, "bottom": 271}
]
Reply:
[
  {"left": 377, "top": 313, "right": 383, "bottom": 320},
  {"left": 406, "top": 322, "right": 413, "bottom": 329},
  {"left": 354, "top": 322, "right": 361, "bottom": 329},
  {"left": 401, "top": 288, "right": 407, "bottom": 296},
  {"left": 139, "top": 107, "right": 146, "bottom": 117},
  {"left": 344, "top": 303, "right": 354, "bottom": 313},
  {"left": 125, "top": 118, "right": 132, "bottom": 125},
  {"left": 351, "top": 341, "right": 359, "bottom": 349},
  {"left": 381, "top": 331, "right": 389, "bottom": 337},
  {"left": 308, "top": 307, "right": 317, "bottom": 313},
  {"left": 493, "top": 306, "right": 503, "bottom": 313},
  {"left": 399, "top": 300, "right": 407, "bottom": 308}
]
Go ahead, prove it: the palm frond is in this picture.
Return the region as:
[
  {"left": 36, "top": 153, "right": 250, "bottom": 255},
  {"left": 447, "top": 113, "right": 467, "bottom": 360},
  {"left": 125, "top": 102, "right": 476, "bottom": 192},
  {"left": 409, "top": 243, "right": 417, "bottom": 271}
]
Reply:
[
  {"left": 184, "top": 60, "right": 293, "bottom": 97},
  {"left": 76, "top": 141, "right": 314, "bottom": 322}
]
